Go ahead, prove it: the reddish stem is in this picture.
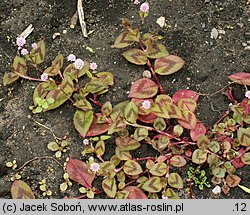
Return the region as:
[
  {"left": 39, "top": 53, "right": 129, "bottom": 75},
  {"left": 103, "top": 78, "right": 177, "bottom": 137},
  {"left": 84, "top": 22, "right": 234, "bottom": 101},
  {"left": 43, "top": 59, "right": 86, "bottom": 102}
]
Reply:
[
  {"left": 230, "top": 146, "right": 250, "bottom": 164},
  {"left": 134, "top": 157, "right": 156, "bottom": 161},
  {"left": 147, "top": 59, "right": 164, "bottom": 94}
]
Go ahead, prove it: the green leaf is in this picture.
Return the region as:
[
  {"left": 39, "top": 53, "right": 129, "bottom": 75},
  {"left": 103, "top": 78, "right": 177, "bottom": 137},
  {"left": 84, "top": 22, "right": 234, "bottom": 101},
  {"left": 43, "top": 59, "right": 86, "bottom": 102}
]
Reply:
[
  {"left": 95, "top": 140, "right": 105, "bottom": 156},
  {"left": 152, "top": 135, "right": 169, "bottom": 152},
  {"left": 96, "top": 72, "right": 114, "bottom": 86},
  {"left": 102, "top": 178, "right": 117, "bottom": 198},
  {"left": 11, "top": 180, "right": 35, "bottom": 199},
  {"left": 52, "top": 54, "right": 64, "bottom": 69},
  {"left": 122, "top": 48, "right": 147, "bottom": 65},
  {"left": 153, "top": 117, "right": 166, "bottom": 131},
  {"left": 209, "top": 141, "right": 220, "bottom": 153},
  {"left": 99, "top": 162, "right": 116, "bottom": 177},
  {"left": 124, "top": 101, "right": 138, "bottom": 123},
  {"left": 165, "top": 103, "right": 183, "bottom": 119},
  {"left": 165, "top": 188, "right": 180, "bottom": 199},
  {"left": 111, "top": 31, "right": 136, "bottom": 48},
  {"left": 73, "top": 110, "right": 94, "bottom": 138},
  {"left": 29, "top": 40, "right": 45, "bottom": 64},
  {"left": 46, "top": 76, "right": 74, "bottom": 110},
  {"left": 123, "top": 160, "right": 143, "bottom": 176},
  {"left": 44, "top": 66, "right": 59, "bottom": 76},
  {"left": 108, "top": 117, "right": 126, "bottom": 134},
  {"left": 192, "top": 149, "right": 207, "bottom": 164},
  {"left": 83, "top": 79, "right": 109, "bottom": 95},
  {"left": 146, "top": 43, "right": 169, "bottom": 59},
  {"left": 101, "top": 101, "right": 112, "bottom": 116},
  {"left": 134, "top": 127, "right": 148, "bottom": 141},
  {"left": 74, "top": 99, "right": 93, "bottom": 111},
  {"left": 212, "top": 167, "right": 226, "bottom": 178},
  {"left": 167, "top": 173, "right": 183, "bottom": 189},
  {"left": 177, "top": 110, "right": 197, "bottom": 130},
  {"left": 241, "top": 152, "right": 250, "bottom": 165},
  {"left": 128, "top": 78, "right": 158, "bottom": 99},
  {"left": 197, "top": 134, "right": 210, "bottom": 150},
  {"left": 154, "top": 55, "right": 185, "bottom": 75},
  {"left": 33, "top": 82, "right": 55, "bottom": 105},
  {"left": 173, "top": 125, "right": 183, "bottom": 136},
  {"left": 151, "top": 102, "right": 170, "bottom": 119},
  {"left": 66, "top": 158, "right": 95, "bottom": 188},
  {"left": 47, "top": 141, "right": 60, "bottom": 151},
  {"left": 237, "top": 127, "right": 250, "bottom": 146},
  {"left": 110, "top": 100, "right": 129, "bottom": 121},
  {"left": 3, "top": 72, "right": 20, "bottom": 86},
  {"left": 115, "top": 147, "right": 132, "bottom": 160},
  {"left": 13, "top": 56, "right": 27, "bottom": 75},
  {"left": 238, "top": 184, "right": 250, "bottom": 194},
  {"left": 149, "top": 163, "right": 167, "bottom": 176},
  {"left": 225, "top": 175, "right": 241, "bottom": 188},
  {"left": 170, "top": 155, "right": 187, "bottom": 167},
  {"left": 141, "top": 177, "right": 163, "bottom": 193}
]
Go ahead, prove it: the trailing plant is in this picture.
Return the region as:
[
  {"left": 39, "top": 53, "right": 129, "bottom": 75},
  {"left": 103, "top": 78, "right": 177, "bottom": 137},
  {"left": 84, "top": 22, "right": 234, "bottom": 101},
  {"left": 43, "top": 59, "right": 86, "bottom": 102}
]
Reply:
[{"left": 3, "top": 1, "right": 250, "bottom": 199}]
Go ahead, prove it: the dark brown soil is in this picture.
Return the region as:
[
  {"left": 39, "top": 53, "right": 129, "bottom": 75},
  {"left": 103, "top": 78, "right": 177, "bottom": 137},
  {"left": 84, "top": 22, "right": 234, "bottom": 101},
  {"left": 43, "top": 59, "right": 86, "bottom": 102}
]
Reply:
[{"left": 0, "top": 0, "right": 250, "bottom": 199}]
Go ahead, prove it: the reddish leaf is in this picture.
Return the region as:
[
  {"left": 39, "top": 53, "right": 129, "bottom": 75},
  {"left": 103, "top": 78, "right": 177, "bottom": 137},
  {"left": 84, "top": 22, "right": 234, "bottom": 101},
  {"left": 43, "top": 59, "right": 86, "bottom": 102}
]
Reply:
[
  {"left": 190, "top": 122, "right": 207, "bottom": 141},
  {"left": 172, "top": 89, "right": 199, "bottom": 104},
  {"left": 123, "top": 186, "right": 148, "bottom": 199},
  {"left": 111, "top": 32, "right": 136, "bottom": 48},
  {"left": 225, "top": 175, "right": 241, "bottom": 188},
  {"left": 232, "top": 148, "right": 246, "bottom": 168},
  {"left": 228, "top": 72, "right": 250, "bottom": 86},
  {"left": 66, "top": 158, "right": 95, "bottom": 188},
  {"left": 138, "top": 113, "right": 158, "bottom": 123},
  {"left": 128, "top": 78, "right": 158, "bottom": 99},
  {"left": 177, "top": 110, "right": 197, "bottom": 130},
  {"left": 154, "top": 55, "right": 185, "bottom": 75},
  {"left": 86, "top": 113, "right": 109, "bottom": 137},
  {"left": 11, "top": 180, "right": 35, "bottom": 199}
]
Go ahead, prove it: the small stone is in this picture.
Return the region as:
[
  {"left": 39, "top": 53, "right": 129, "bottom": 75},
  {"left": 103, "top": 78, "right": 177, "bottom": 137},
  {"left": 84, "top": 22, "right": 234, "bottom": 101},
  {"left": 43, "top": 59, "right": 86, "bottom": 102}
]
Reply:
[
  {"left": 237, "top": 23, "right": 244, "bottom": 28},
  {"left": 242, "top": 42, "right": 248, "bottom": 47},
  {"left": 204, "top": 0, "right": 210, "bottom": 3},
  {"left": 142, "top": 70, "right": 151, "bottom": 78},
  {"left": 244, "top": 46, "right": 250, "bottom": 51},
  {"left": 218, "top": 29, "right": 226, "bottom": 35},
  {"left": 211, "top": 28, "right": 219, "bottom": 39}
]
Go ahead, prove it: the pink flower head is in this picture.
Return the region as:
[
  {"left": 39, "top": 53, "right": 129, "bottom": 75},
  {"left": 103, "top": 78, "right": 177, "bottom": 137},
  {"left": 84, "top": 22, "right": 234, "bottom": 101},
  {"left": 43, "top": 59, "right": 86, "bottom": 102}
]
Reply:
[
  {"left": 245, "top": 90, "right": 250, "bottom": 99},
  {"left": 134, "top": 0, "right": 140, "bottom": 5},
  {"left": 142, "top": 100, "right": 151, "bottom": 109},
  {"left": 90, "top": 162, "right": 100, "bottom": 172},
  {"left": 90, "top": 62, "right": 98, "bottom": 70},
  {"left": 21, "top": 48, "right": 29, "bottom": 55},
  {"left": 74, "top": 58, "right": 84, "bottom": 70},
  {"left": 83, "top": 139, "right": 89, "bottom": 145},
  {"left": 16, "top": 37, "right": 26, "bottom": 47},
  {"left": 140, "top": 2, "right": 149, "bottom": 12},
  {"left": 67, "top": 54, "right": 76, "bottom": 62},
  {"left": 41, "top": 73, "right": 49, "bottom": 81},
  {"left": 31, "top": 43, "right": 37, "bottom": 49}
]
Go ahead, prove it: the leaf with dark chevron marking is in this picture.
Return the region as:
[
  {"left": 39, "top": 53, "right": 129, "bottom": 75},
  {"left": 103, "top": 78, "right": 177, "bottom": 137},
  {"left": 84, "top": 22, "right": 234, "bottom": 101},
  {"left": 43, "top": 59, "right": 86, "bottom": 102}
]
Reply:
[
  {"left": 154, "top": 55, "right": 184, "bottom": 75},
  {"left": 124, "top": 160, "right": 143, "bottom": 176},
  {"left": 124, "top": 101, "right": 138, "bottom": 123},
  {"left": 102, "top": 178, "right": 117, "bottom": 198},
  {"left": 128, "top": 78, "right": 158, "bottom": 99},
  {"left": 122, "top": 48, "right": 147, "bottom": 65},
  {"left": 167, "top": 173, "right": 183, "bottom": 189},
  {"left": 141, "top": 177, "right": 163, "bottom": 193},
  {"left": 237, "top": 127, "right": 250, "bottom": 146}
]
